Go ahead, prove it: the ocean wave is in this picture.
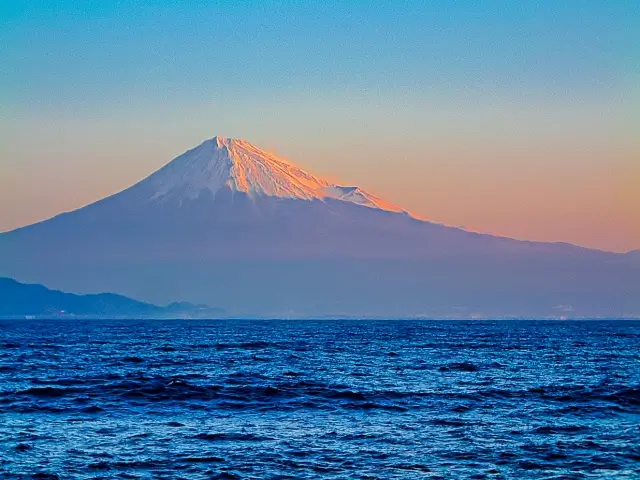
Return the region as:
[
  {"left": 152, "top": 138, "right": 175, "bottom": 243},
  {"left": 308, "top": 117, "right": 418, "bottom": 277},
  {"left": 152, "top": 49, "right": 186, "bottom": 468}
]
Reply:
[{"left": 1, "top": 319, "right": 639, "bottom": 478}]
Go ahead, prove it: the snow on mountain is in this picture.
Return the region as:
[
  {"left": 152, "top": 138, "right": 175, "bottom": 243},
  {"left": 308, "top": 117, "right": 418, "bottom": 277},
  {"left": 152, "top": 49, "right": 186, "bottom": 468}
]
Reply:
[
  {"left": 140, "top": 136, "right": 409, "bottom": 214},
  {"left": 321, "top": 186, "right": 406, "bottom": 213}
]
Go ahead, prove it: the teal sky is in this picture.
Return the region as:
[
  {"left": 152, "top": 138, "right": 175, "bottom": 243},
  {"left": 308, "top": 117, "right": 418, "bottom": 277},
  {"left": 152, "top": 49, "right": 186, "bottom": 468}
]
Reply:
[{"left": 1, "top": 1, "right": 638, "bottom": 251}]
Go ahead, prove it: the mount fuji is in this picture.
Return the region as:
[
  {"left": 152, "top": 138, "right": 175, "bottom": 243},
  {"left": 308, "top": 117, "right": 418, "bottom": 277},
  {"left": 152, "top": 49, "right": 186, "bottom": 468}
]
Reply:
[{"left": 1, "top": 137, "right": 638, "bottom": 317}]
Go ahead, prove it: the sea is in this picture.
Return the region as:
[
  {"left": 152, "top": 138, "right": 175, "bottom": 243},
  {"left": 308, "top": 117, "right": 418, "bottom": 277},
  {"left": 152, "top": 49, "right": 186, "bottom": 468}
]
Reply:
[{"left": 0, "top": 319, "right": 638, "bottom": 479}]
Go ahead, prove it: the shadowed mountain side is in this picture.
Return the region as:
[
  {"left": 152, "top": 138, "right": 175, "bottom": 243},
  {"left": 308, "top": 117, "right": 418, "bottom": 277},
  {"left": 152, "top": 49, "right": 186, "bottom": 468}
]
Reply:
[
  {"left": 0, "top": 188, "right": 610, "bottom": 261},
  {"left": 0, "top": 190, "right": 637, "bottom": 317},
  {"left": 0, "top": 277, "right": 224, "bottom": 319}
]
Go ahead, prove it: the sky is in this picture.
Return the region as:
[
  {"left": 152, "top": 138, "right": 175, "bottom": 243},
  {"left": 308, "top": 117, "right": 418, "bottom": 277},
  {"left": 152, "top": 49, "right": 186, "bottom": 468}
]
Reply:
[{"left": 1, "top": 1, "right": 638, "bottom": 252}]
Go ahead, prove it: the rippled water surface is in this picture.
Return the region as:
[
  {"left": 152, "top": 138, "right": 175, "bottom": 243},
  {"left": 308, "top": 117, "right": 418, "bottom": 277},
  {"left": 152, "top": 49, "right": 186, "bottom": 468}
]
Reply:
[{"left": 1, "top": 320, "right": 639, "bottom": 479}]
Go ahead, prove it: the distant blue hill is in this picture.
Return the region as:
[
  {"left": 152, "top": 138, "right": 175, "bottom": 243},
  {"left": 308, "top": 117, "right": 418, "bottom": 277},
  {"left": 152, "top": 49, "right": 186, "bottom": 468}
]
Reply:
[{"left": 0, "top": 277, "right": 224, "bottom": 319}]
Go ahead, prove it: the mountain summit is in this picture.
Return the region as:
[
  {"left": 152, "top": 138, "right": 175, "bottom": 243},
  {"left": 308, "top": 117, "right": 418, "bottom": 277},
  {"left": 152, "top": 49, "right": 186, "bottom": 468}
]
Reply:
[
  {"left": 141, "top": 136, "right": 406, "bottom": 213},
  {"left": 0, "top": 137, "right": 637, "bottom": 318}
]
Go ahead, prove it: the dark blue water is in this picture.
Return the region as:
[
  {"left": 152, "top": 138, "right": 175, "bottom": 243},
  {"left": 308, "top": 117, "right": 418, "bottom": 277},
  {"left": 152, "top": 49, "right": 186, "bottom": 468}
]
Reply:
[{"left": 0, "top": 320, "right": 639, "bottom": 479}]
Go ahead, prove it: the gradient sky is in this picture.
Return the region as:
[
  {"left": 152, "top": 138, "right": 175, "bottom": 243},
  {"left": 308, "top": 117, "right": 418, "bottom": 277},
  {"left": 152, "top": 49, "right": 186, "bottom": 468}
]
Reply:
[{"left": 1, "top": 1, "right": 638, "bottom": 252}]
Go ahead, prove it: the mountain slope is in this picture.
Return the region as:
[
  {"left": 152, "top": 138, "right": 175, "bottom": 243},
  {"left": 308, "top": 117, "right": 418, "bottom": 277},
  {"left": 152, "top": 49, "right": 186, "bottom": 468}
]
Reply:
[
  {"left": 0, "top": 277, "right": 224, "bottom": 318},
  {"left": 0, "top": 137, "right": 637, "bottom": 317},
  {"left": 628, "top": 250, "right": 640, "bottom": 262}
]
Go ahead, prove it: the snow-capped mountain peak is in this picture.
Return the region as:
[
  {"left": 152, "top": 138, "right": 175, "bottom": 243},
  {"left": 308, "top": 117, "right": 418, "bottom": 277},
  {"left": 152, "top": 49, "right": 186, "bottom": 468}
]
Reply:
[{"left": 139, "top": 136, "right": 408, "bottom": 214}]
